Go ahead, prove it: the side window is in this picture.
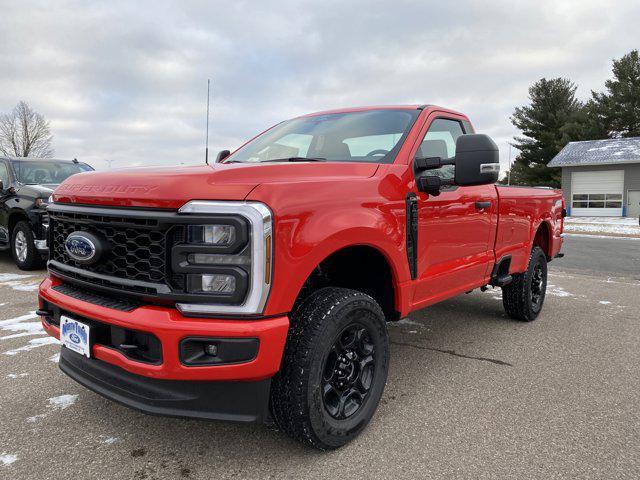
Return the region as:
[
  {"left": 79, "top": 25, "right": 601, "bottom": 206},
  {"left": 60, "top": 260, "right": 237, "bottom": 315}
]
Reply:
[
  {"left": 0, "top": 162, "right": 9, "bottom": 188},
  {"left": 418, "top": 118, "right": 465, "bottom": 180}
]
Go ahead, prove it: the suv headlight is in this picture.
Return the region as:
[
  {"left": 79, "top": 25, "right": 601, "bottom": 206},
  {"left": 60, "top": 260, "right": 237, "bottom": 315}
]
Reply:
[{"left": 175, "top": 201, "right": 273, "bottom": 316}]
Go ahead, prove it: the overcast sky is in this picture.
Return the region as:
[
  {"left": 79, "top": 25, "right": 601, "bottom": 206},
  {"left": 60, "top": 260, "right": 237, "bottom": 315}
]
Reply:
[{"left": 1, "top": 0, "right": 638, "bottom": 172}]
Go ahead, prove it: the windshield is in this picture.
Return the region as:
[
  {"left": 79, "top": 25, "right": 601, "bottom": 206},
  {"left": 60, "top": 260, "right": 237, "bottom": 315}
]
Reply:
[
  {"left": 226, "top": 109, "right": 420, "bottom": 164},
  {"left": 11, "top": 160, "right": 93, "bottom": 185}
]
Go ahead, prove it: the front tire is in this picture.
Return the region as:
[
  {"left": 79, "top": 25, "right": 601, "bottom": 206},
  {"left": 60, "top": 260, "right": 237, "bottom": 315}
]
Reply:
[
  {"left": 502, "top": 246, "right": 548, "bottom": 321},
  {"left": 270, "top": 287, "right": 390, "bottom": 450},
  {"left": 11, "top": 221, "right": 45, "bottom": 270}
]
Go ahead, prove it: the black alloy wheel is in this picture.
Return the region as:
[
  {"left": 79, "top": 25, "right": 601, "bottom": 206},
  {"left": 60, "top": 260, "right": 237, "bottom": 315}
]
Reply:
[{"left": 321, "top": 323, "right": 376, "bottom": 420}]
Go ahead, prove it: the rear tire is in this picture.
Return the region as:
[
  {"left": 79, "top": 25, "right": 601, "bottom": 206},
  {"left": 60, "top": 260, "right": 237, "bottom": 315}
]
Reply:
[
  {"left": 270, "top": 287, "right": 389, "bottom": 450},
  {"left": 11, "top": 221, "right": 45, "bottom": 271},
  {"left": 502, "top": 246, "right": 547, "bottom": 321}
]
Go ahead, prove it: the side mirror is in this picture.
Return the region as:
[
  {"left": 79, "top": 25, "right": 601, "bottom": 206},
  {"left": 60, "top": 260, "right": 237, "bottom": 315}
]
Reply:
[
  {"left": 0, "top": 180, "right": 3, "bottom": 192},
  {"left": 216, "top": 150, "right": 231, "bottom": 163},
  {"left": 416, "top": 176, "right": 444, "bottom": 196},
  {"left": 453, "top": 134, "right": 500, "bottom": 186}
]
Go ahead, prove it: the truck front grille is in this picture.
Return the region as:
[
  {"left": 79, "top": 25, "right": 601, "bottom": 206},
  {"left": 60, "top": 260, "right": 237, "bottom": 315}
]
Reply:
[
  {"left": 46, "top": 202, "right": 250, "bottom": 308},
  {"left": 50, "top": 210, "right": 169, "bottom": 283}
]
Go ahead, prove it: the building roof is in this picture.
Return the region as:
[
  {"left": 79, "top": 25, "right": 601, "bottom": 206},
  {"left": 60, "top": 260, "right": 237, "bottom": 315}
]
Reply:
[{"left": 548, "top": 137, "right": 640, "bottom": 167}]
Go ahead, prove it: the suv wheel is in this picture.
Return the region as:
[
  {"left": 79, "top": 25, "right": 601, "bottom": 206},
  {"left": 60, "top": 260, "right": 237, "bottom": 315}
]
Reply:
[
  {"left": 11, "top": 221, "right": 44, "bottom": 270},
  {"left": 270, "top": 287, "right": 390, "bottom": 450},
  {"left": 502, "top": 246, "right": 548, "bottom": 321}
]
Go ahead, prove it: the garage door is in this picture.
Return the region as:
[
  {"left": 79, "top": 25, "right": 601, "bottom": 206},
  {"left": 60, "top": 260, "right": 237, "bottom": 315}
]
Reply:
[{"left": 571, "top": 170, "right": 624, "bottom": 217}]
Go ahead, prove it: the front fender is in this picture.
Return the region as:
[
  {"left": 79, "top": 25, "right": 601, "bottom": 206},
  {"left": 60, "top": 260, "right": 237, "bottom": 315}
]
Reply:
[{"left": 249, "top": 181, "right": 411, "bottom": 316}]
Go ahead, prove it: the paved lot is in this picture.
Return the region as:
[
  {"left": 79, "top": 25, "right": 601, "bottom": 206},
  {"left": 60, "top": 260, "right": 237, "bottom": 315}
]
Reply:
[{"left": 1, "top": 236, "right": 639, "bottom": 479}]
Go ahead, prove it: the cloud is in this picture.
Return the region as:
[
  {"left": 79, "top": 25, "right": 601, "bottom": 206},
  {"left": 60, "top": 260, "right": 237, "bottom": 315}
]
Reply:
[{"left": 0, "top": 0, "right": 638, "bottom": 172}]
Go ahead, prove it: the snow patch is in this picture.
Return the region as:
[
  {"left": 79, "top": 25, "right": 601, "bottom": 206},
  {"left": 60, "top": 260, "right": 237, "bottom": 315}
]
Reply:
[
  {"left": 49, "top": 394, "right": 78, "bottom": 409},
  {"left": 26, "top": 414, "right": 48, "bottom": 423},
  {"left": 0, "top": 453, "right": 18, "bottom": 467},
  {"left": 564, "top": 217, "right": 640, "bottom": 237},
  {"left": 0, "top": 312, "right": 38, "bottom": 326},
  {"left": 599, "top": 300, "right": 612, "bottom": 305},
  {"left": 566, "top": 216, "right": 638, "bottom": 226},
  {"left": 0, "top": 274, "right": 40, "bottom": 292},
  {"left": 27, "top": 394, "right": 79, "bottom": 423},
  {"left": 0, "top": 273, "right": 33, "bottom": 282},
  {"left": 547, "top": 285, "right": 573, "bottom": 297},
  {"left": 49, "top": 353, "right": 60, "bottom": 363},
  {"left": 100, "top": 436, "right": 119, "bottom": 445},
  {"left": 389, "top": 317, "right": 422, "bottom": 327},
  {"left": 6, "top": 373, "right": 28, "bottom": 379},
  {"left": 3, "top": 336, "right": 59, "bottom": 356},
  {"left": 7, "top": 282, "right": 40, "bottom": 292},
  {"left": 565, "top": 233, "right": 640, "bottom": 241},
  {"left": 1, "top": 314, "right": 45, "bottom": 341}
]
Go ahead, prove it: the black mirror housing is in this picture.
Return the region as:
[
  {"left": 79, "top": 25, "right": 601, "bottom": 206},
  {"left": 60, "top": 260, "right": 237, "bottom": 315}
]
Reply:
[
  {"left": 453, "top": 134, "right": 500, "bottom": 186},
  {"left": 216, "top": 150, "right": 231, "bottom": 163},
  {"left": 414, "top": 156, "right": 445, "bottom": 172},
  {"left": 417, "top": 176, "right": 444, "bottom": 196}
]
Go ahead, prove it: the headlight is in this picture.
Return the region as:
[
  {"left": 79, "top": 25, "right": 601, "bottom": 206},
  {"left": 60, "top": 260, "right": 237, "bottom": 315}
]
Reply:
[
  {"left": 189, "top": 225, "right": 236, "bottom": 245},
  {"left": 175, "top": 201, "right": 273, "bottom": 316}
]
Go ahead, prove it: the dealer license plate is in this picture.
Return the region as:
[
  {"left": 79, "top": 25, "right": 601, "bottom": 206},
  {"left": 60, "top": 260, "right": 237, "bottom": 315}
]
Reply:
[{"left": 60, "top": 316, "right": 91, "bottom": 358}]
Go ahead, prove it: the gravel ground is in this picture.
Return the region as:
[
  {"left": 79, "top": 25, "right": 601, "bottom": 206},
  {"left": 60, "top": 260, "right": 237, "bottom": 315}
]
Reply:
[{"left": 0, "top": 238, "right": 639, "bottom": 479}]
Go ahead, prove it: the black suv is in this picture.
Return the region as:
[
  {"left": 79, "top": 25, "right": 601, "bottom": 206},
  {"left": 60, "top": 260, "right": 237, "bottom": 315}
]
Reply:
[{"left": 0, "top": 157, "right": 93, "bottom": 269}]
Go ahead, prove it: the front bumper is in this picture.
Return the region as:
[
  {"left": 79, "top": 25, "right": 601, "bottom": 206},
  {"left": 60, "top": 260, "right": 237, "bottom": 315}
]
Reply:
[
  {"left": 39, "top": 276, "right": 289, "bottom": 421},
  {"left": 59, "top": 347, "right": 272, "bottom": 422}
]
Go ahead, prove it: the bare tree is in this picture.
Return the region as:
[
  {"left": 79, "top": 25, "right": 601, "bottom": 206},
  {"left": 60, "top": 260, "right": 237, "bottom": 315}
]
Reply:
[{"left": 0, "top": 101, "right": 54, "bottom": 158}]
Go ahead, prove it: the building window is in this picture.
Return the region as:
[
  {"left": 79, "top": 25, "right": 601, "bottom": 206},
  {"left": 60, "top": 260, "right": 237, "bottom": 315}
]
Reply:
[{"left": 572, "top": 193, "right": 622, "bottom": 209}]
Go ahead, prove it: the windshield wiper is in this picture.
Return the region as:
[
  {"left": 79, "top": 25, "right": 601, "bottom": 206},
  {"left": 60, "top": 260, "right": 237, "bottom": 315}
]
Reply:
[
  {"left": 260, "top": 157, "right": 326, "bottom": 163},
  {"left": 223, "top": 157, "right": 326, "bottom": 164}
]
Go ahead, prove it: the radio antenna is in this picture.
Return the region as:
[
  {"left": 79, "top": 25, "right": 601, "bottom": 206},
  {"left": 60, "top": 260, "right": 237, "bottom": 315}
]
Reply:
[{"left": 205, "top": 79, "right": 211, "bottom": 164}]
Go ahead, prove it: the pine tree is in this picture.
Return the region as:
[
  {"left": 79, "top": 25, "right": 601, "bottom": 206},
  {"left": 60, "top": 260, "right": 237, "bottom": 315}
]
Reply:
[
  {"left": 591, "top": 50, "right": 640, "bottom": 138},
  {"left": 509, "top": 78, "right": 584, "bottom": 187}
]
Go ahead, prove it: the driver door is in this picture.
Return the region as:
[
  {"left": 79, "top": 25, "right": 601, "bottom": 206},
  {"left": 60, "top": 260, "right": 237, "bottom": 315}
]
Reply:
[{"left": 411, "top": 117, "right": 497, "bottom": 309}]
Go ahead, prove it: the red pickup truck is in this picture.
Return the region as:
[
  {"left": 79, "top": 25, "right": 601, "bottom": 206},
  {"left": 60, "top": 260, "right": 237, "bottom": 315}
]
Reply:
[{"left": 38, "top": 105, "right": 564, "bottom": 450}]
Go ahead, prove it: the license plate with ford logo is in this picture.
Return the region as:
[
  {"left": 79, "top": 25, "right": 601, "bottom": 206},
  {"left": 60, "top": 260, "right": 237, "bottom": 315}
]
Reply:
[{"left": 60, "top": 316, "right": 91, "bottom": 358}]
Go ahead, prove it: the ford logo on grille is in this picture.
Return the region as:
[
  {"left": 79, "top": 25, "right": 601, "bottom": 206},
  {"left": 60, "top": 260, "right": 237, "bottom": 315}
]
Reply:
[{"left": 65, "top": 232, "right": 101, "bottom": 265}]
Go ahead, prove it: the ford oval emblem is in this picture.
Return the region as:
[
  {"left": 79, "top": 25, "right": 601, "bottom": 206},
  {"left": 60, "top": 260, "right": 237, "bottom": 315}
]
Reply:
[{"left": 65, "top": 233, "right": 98, "bottom": 264}]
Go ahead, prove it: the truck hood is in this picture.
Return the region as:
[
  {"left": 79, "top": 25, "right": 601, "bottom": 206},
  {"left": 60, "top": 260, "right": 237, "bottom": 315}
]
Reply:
[{"left": 52, "top": 162, "right": 379, "bottom": 209}]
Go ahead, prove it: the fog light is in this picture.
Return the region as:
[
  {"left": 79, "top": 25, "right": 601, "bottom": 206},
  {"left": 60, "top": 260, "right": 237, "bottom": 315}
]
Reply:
[
  {"left": 201, "top": 274, "right": 236, "bottom": 293},
  {"left": 190, "top": 225, "right": 236, "bottom": 245},
  {"left": 204, "top": 343, "right": 218, "bottom": 356}
]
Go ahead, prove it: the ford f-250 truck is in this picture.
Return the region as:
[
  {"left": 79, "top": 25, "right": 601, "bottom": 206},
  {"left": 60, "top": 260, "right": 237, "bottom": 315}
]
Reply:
[{"left": 38, "top": 105, "right": 564, "bottom": 450}]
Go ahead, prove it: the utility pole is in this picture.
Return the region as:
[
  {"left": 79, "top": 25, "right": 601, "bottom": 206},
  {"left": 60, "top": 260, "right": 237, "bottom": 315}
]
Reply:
[{"left": 205, "top": 79, "right": 211, "bottom": 165}]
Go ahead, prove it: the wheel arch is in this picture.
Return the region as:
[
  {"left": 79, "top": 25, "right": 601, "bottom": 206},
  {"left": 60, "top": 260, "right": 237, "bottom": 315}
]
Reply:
[
  {"left": 286, "top": 240, "right": 407, "bottom": 322},
  {"left": 8, "top": 210, "right": 30, "bottom": 237},
  {"left": 532, "top": 220, "right": 553, "bottom": 260}
]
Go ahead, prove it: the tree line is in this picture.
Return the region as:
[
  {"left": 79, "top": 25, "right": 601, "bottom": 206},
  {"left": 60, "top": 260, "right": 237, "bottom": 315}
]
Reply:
[{"left": 507, "top": 49, "right": 640, "bottom": 187}]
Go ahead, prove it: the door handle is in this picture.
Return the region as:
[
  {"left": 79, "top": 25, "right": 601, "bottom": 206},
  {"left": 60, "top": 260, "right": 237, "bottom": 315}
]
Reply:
[{"left": 475, "top": 201, "right": 491, "bottom": 210}]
